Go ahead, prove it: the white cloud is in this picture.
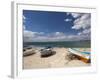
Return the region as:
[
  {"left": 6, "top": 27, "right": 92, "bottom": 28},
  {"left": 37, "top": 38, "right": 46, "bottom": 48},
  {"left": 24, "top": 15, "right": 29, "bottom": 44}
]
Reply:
[
  {"left": 69, "top": 13, "right": 90, "bottom": 40},
  {"left": 23, "top": 15, "right": 45, "bottom": 42},
  {"left": 78, "top": 28, "right": 90, "bottom": 36},
  {"left": 23, "top": 15, "right": 26, "bottom": 20},
  {"left": 23, "top": 30, "right": 90, "bottom": 42},
  {"left": 54, "top": 32, "right": 64, "bottom": 36},
  {"left": 66, "top": 12, "right": 90, "bottom": 30},
  {"left": 82, "top": 29, "right": 90, "bottom": 34},
  {"left": 66, "top": 12, "right": 82, "bottom": 18},
  {"left": 23, "top": 30, "right": 45, "bottom": 42},
  {"left": 55, "top": 32, "right": 61, "bottom": 35},
  {"left": 71, "top": 13, "right": 82, "bottom": 18},
  {"left": 23, "top": 15, "right": 26, "bottom": 30},
  {"left": 23, "top": 31, "right": 34, "bottom": 42},
  {"left": 23, "top": 12, "right": 91, "bottom": 42},
  {"left": 72, "top": 13, "right": 90, "bottom": 30},
  {"left": 64, "top": 18, "right": 72, "bottom": 22},
  {"left": 65, "top": 12, "right": 91, "bottom": 40},
  {"left": 23, "top": 15, "right": 26, "bottom": 23}
]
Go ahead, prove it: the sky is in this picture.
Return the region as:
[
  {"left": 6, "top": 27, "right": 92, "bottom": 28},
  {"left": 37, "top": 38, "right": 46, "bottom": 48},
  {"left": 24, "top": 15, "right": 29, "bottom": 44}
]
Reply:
[{"left": 23, "top": 10, "right": 91, "bottom": 42}]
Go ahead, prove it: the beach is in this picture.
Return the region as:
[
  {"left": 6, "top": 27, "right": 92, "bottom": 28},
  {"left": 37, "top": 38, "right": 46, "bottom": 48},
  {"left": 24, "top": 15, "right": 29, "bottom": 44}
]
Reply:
[{"left": 23, "top": 47, "right": 90, "bottom": 69}]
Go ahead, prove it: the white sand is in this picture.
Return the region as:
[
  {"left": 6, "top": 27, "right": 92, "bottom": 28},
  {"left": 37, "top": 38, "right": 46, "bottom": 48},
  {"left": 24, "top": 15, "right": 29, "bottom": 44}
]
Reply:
[{"left": 23, "top": 47, "right": 90, "bottom": 69}]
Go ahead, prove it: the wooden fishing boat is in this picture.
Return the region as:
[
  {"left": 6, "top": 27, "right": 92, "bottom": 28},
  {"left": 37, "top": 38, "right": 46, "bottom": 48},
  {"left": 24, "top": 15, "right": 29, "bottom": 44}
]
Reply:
[{"left": 68, "top": 48, "right": 90, "bottom": 63}]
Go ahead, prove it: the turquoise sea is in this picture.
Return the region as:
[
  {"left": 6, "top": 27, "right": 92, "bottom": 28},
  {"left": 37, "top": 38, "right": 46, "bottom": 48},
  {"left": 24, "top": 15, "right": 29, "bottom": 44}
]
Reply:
[{"left": 23, "top": 40, "right": 90, "bottom": 48}]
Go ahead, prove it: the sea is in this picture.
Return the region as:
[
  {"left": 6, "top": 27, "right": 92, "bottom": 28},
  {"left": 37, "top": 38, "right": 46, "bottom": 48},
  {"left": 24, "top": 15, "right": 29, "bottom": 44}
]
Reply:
[{"left": 23, "top": 40, "right": 91, "bottom": 48}]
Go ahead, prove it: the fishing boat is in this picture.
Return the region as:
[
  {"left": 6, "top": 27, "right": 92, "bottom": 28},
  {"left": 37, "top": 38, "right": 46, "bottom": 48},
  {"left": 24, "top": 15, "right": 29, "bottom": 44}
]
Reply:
[
  {"left": 68, "top": 48, "right": 91, "bottom": 63},
  {"left": 40, "top": 46, "right": 56, "bottom": 57},
  {"left": 23, "top": 47, "right": 36, "bottom": 56}
]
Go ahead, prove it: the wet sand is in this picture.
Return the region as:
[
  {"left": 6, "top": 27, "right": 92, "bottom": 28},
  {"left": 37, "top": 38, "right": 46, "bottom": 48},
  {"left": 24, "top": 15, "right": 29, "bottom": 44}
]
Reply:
[{"left": 23, "top": 47, "right": 90, "bottom": 69}]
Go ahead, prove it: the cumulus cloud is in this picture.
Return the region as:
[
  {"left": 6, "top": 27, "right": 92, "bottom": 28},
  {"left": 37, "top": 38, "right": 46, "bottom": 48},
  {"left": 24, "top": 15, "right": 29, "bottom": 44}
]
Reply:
[
  {"left": 23, "top": 15, "right": 26, "bottom": 20},
  {"left": 23, "top": 27, "right": 45, "bottom": 42},
  {"left": 78, "top": 29, "right": 90, "bottom": 36},
  {"left": 72, "top": 13, "right": 91, "bottom": 30},
  {"left": 23, "top": 15, "right": 26, "bottom": 30},
  {"left": 66, "top": 12, "right": 90, "bottom": 30},
  {"left": 23, "top": 12, "right": 91, "bottom": 42},
  {"left": 24, "top": 30, "right": 60, "bottom": 42},
  {"left": 64, "top": 18, "right": 72, "bottom": 22},
  {"left": 65, "top": 12, "right": 91, "bottom": 40},
  {"left": 66, "top": 12, "right": 82, "bottom": 18},
  {"left": 23, "top": 15, "right": 45, "bottom": 42},
  {"left": 23, "top": 15, "right": 26, "bottom": 23},
  {"left": 23, "top": 30, "right": 89, "bottom": 42},
  {"left": 23, "top": 30, "right": 34, "bottom": 42}
]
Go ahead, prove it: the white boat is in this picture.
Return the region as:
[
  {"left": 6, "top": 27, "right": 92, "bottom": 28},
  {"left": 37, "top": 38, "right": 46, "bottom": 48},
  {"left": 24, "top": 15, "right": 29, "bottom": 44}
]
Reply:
[
  {"left": 23, "top": 48, "right": 35, "bottom": 56},
  {"left": 68, "top": 48, "right": 90, "bottom": 63}
]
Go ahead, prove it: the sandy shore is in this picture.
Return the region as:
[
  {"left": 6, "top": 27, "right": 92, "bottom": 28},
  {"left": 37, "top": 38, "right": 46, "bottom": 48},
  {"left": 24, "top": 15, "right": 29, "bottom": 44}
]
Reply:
[{"left": 23, "top": 47, "right": 90, "bottom": 69}]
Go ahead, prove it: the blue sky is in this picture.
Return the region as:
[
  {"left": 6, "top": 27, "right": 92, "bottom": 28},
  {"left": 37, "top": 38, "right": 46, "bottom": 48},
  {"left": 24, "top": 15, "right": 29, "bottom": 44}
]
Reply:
[{"left": 23, "top": 10, "right": 91, "bottom": 42}]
